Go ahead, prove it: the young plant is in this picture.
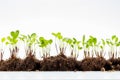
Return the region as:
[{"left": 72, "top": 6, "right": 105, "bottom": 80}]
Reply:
[
  {"left": 63, "top": 37, "right": 82, "bottom": 58},
  {"left": 96, "top": 39, "right": 106, "bottom": 57},
  {"left": 82, "top": 35, "right": 98, "bottom": 58},
  {"left": 106, "top": 35, "right": 120, "bottom": 58},
  {"left": 6, "top": 30, "right": 20, "bottom": 58},
  {"left": 38, "top": 37, "right": 53, "bottom": 58},
  {"left": 52, "top": 32, "right": 66, "bottom": 54},
  {"left": 81, "top": 35, "right": 90, "bottom": 58},
  {"left": 19, "top": 33, "right": 37, "bottom": 57},
  {"left": 0, "top": 37, "right": 6, "bottom": 61}
]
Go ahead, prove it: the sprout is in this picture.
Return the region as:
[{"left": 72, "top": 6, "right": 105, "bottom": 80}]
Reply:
[
  {"left": 82, "top": 35, "right": 98, "bottom": 58},
  {"left": 6, "top": 30, "right": 20, "bottom": 58},
  {"left": 52, "top": 32, "right": 66, "bottom": 54},
  {"left": 38, "top": 37, "right": 53, "bottom": 58},
  {"left": 81, "top": 35, "right": 89, "bottom": 58},
  {"left": 19, "top": 33, "right": 37, "bottom": 57},
  {"left": 86, "top": 36, "right": 95, "bottom": 57},
  {"left": 0, "top": 37, "right": 6, "bottom": 61},
  {"left": 63, "top": 37, "right": 82, "bottom": 58},
  {"left": 96, "top": 39, "right": 106, "bottom": 57},
  {"left": 106, "top": 35, "right": 120, "bottom": 58}
]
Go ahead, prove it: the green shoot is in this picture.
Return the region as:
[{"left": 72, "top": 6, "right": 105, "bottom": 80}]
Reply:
[
  {"left": 96, "top": 39, "right": 106, "bottom": 57},
  {"left": 81, "top": 35, "right": 89, "bottom": 58},
  {"left": 0, "top": 37, "right": 6, "bottom": 61},
  {"left": 52, "top": 32, "right": 66, "bottom": 54},
  {"left": 38, "top": 37, "right": 53, "bottom": 58},
  {"left": 63, "top": 37, "right": 82, "bottom": 58},
  {"left": 106, "top": 35, "right": 120, "bottom": 58},
  {"left": 6, "top": 30, "right": 20, "bottom": 58},
  {"left": 83, "top": 35, "right": 98, "bottom": 58},
  {"left": 19, "top": 33, "right": 37, "bottom": 57}
]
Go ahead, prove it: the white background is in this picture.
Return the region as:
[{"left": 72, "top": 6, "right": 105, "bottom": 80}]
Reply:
[
  {"left": 0, "top": 0, "right": 120, "bottom": 79},
  {"left": 0, "top": 0, "right": 120, "bottom": 59},
  {"left": 0, "top": 0, "right": 120, "bottom": 38}
]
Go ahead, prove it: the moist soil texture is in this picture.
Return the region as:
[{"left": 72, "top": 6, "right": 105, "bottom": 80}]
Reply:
[{"left": 0, "top": 54, "right": 120, "bottom": 71}]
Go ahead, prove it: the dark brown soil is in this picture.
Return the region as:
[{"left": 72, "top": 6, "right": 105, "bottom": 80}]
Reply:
[
  {"left": 0, "top": 58, "right": 22, "bottom": 71},
  {"left": 0, "top": 54, "right": 120, "bottom": 71},
  {"left": 40, "top": 54, "right": 78, "bottom": 71},
  {"left": 80, "top": 57, "right": 106, "bottom": 71}
]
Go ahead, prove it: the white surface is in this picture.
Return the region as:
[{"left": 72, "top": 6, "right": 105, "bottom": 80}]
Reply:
[{"left": 0, "top": 72, "right": 120, "bottom": 80}]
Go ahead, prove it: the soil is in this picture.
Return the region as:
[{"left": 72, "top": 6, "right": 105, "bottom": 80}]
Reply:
[{"left": 0, "top": 54, "right": 120, "bottom": 71}]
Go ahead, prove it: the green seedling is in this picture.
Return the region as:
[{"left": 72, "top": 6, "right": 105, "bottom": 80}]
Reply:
[
  {"left": 0, "top": 37, "right": 6, "bottom": 61},
  {"left": 96, "top": 39, "right": 106, "bottom": 57},
  {"left": 38, "top": 37, "right": 53, "bottom": 58},
  {"left": 83, "top": 35, "right": 98, "bottom": 58},
  {"left": 6, "top": 30, "right": 20, "bottom": 58},
  {"left": 106, "top": 35, "right": 120, "bottom": 58},
  {"left": 52, "top": 32, "right": 66, "bottom": 54},
  {"left": 19, "top": 33, "right": 37, "bottom": 57},
  {"left": 63, "top": 37, "right": 82, "bottom": 58},
  {"left": 81, "top": 35, "right": 90, "bottom": 58}
]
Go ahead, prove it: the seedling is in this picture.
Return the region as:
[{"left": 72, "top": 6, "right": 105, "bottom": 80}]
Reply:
[
  {"left": 19, "top": 33, "right": 37, "bottom": 57},
  {"left": 6, "top": 30, "right": 20, "bottom": 58},
  {"left": 82, "top": 35, "right": 99, "bottom": 58},
  {"left": 38, "top": 37, "right": 53, "bottom": 58},
  {"left": 0, "top": 37, "right": 6, "bottom": 61},
  {"left": 106, "top": 35, "right": 120, "bottom": 58},
  {"left": 81, "top": 35, "right": 89, "bottom": 58},
  {"left": 63, "top": 37, "right": 82, "bottom": 58},
  {"left": 52, "top": 32, "right": 66, "bottom": 54},
  {"left": 96, "top": 39, "right": 106, "bottom": 57}
]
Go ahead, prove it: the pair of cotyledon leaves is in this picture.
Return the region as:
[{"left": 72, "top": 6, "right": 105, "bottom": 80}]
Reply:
[
  {"left": 6, "top": 30, "right": 19, "bottom": 45},
  {"left": 106, "top": 35, "right": 120, "bottom": 47},
  {"left": 38, "top": 37, "right": 52, "bottom": 48}
]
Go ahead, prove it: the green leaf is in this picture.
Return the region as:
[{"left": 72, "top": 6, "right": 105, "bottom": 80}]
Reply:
[
  {"left": 52, "top": 32, "right": 57, "bottom": 37},
  {"left": 86, "top": 44, "right": 89, "bottom": 48},
  {"left": 10, "top": 31, "right": 15, "bottom": 37},
  {"left": 115, "top": 37, "right": 118, "bottom": 42},
  {"left": 48, "top": 39, "right": 53, "bottom": 44},
  {"left": 93, "top": 38, "right": 97, "bottom": 45},
  {"left": 116, "top": 42, "right": 120, "bottom": 46},
  {"left": 7, "top": 36, "right": 12, "bottom": 41},
  {"left": 67, "top": 39, "right": 72, "bottom": 44},
  {"left": 15, "top": 30, "right": 19, "bottom": 38},
  {"left": 112, "top": 35, "right": 116, "bottom": 40},
  {"left": 101, "top": 39, "right": 105, "bottom": 45},
  {"left": 110, "top": 42, "right": 113, "bottom": 46},
  {"left": 71, "top": 44, "right": 74, "bottom": 48},
  {"left": 112, "top": 35, "right": 118, "bottom": 42},
  {"left": 63, "top": 38, "right": 73, "bottom": 44},
  {"left": 100, "top": 45, "right": 103, "bottom": 49},
  {"left": 10, "top": 30, "right": 19, "bottom": 39},
  {"left": 78, "top": 46, "right": 82, "bottom": 50},
  {"left": 57, "top": 32, "right": 63, "bottom": 39},
  {"left": 13, "top": 39, "right": 18, "bottom": 44},
  {"left": 39, "top": 37, "right": 44, "bottom": 41},
  {"left": 38, "top": 37, "right": 52, "bottom": 48},
  {"left": 1, "top": 37, "right": 5, "bottom": 43},
  {"left": 31, "top": 33, "right": 36, "bottom": 38},
  {"left": 76, "top": 41, "right": 80, "bottom": 45},
  {"left": 6, "top": 42, "right": 9, "bottom": 45},
  {"left": 73, "top": 38, "right": 77, "bottom": 44},
  {"left": 52, "top": 32, "right": 63, "bottom": 39}
]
